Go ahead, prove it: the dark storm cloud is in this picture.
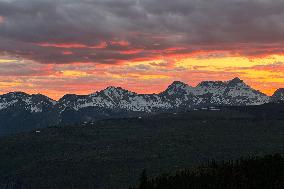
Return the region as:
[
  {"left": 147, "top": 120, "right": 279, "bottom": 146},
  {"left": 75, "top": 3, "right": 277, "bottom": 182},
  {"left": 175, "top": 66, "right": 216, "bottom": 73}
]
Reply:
[{"left": 0, "top": 0, "right": 284, "bottom": 64}]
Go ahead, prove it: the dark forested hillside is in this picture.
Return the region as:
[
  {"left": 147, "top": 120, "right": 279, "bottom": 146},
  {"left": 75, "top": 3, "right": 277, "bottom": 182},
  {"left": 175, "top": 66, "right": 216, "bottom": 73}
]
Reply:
[
  {"left": 132, "top": 154, "right": 284, "bottom": 189},
  {"left": 0, "top": 110, "right": 283, "bottom": 189}
]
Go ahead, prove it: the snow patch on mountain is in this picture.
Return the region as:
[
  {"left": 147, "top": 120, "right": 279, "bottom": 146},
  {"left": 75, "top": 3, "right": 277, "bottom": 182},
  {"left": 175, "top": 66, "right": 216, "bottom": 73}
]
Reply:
[{"left": 0, "top": 99, "right": 18, "bottom": 110}]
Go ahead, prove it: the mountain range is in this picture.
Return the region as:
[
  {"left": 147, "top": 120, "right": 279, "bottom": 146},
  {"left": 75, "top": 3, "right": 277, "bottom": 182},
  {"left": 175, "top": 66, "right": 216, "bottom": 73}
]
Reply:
[{"left": 0, "top": 77, "right": 283, "bottom": 135}]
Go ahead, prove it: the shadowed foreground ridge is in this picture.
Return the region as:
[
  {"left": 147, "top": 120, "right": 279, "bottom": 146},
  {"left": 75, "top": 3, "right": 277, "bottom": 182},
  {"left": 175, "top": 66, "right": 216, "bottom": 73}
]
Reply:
[{"left": 132, "top": 154, "right": 284, "bottom": 189}]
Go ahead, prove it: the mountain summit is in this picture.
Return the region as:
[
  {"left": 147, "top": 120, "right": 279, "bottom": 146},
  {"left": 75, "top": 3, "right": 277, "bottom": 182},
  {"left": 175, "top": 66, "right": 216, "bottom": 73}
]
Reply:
[
  {"left": 228, "top": 77, "right": 243, "bottom": 84},
  {"left": 164, "top": 81, "right": 191, "bottom": 95}
]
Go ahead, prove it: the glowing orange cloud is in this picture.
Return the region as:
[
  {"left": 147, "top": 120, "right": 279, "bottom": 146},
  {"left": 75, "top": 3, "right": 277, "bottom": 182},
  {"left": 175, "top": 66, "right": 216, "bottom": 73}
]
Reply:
[
  {"left": 110, "top": 40, "right": 129, "bottom": 47},
  {"left": 0, "top": 53, "right": 284, "bottom": 100},
  {"left": 62, "top": 51, "right": 73, "bottom": 55}
]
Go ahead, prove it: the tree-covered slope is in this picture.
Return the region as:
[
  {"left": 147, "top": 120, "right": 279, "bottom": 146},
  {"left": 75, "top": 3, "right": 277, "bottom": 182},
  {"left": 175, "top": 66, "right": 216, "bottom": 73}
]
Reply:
[
  {"left": 132, "top": 154, "right": 284, "bottom": 189},
  {"left": 0, "top": 110, "right": 283, "bottom": 189}
]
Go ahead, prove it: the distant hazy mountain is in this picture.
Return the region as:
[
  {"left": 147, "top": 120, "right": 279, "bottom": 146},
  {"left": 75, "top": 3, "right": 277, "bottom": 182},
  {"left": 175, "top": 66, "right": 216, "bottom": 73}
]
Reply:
[{"left": 0, "top": 77, "right": 281, "bottom": 135}]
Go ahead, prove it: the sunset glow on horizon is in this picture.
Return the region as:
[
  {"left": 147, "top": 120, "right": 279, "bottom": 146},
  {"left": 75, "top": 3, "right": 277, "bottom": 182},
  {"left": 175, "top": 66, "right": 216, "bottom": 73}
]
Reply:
[
  {"left": 0, "top": 0, "right": 284, "bottom": 100},
  {"left": 1, "top": 53, "right": 283, "bottom": 100}
]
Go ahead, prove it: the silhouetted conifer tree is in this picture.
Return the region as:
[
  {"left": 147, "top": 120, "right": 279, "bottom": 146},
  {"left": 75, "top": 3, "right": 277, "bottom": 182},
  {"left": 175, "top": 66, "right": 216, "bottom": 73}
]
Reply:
[{"left": 139, "top": 169, "right": 148, "bottom": 189}]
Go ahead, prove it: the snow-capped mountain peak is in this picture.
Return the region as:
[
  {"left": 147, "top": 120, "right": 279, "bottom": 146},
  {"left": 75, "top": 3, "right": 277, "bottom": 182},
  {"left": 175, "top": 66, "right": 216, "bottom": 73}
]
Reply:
[
  {"left": 99, "top": 86, "right": 134, "bottom": 97},
  {"left": 164, "top": 81, "right": 192, "bottom": 95},
  {"left": 0, "top": 92, "right": 55, "bottom": 113}
]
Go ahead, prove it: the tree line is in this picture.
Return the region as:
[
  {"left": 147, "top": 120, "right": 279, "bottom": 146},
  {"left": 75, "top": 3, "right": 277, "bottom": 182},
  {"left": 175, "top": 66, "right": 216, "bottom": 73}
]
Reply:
[{"left": 132, "top": 154, "right": 284, "bottom": 189}]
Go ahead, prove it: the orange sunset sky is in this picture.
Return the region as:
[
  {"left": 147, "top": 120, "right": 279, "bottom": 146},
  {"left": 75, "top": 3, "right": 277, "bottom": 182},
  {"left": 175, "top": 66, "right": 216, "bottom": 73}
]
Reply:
[{"left": 0, "top": 0, "right": 284, "bottom": 100}]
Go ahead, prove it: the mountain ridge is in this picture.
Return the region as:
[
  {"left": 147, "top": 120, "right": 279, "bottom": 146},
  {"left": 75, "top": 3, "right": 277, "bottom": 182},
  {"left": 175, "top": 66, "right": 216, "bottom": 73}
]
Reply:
[
  {"left": 0, "top": 77, "right": 277, "bottom": 101},
  {"left": 0, "top": 77, "right": 283, "bottom": 135},
  {"left": 0, "top": 78, "right": 282, "bottom": 112}
]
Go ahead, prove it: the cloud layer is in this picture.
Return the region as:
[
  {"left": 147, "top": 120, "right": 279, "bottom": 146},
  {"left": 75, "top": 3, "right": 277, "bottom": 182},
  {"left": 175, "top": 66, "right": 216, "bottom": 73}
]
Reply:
[{"left": 0, "top": 0, "right": 284, "bottom": 64}]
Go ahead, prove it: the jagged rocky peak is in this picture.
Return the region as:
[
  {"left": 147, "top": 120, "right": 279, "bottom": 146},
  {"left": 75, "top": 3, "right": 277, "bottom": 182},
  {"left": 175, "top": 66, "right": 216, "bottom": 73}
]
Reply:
[
  {"left": 227, "top": 77, "right": 245, "bottom": 86},
  {"left": 231, "top": 77, "right": 243, "bottom": 82},
  {"left": 164, "top": 81, "right": 190, "bottom": 95},
  {"left": 272, "top": 88, "right": 284, "bottom": 101},
  {"left": 170, "top": 81, "right": 188, "bottom": 86},
  {"left": 90, "top": 86, "right": 137, "bottom": 104},
  {"left": 196, "top": 77, "right": 244, "bottom": 88},
  {"left": 104, "top": 86, "right": 126, "bottom": 92},
  {"left": 167, "top": 81, "right": 189, "bottom": 89},
  {"left": 98, "top": 86, "right": 134, "bottom": 96}
]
